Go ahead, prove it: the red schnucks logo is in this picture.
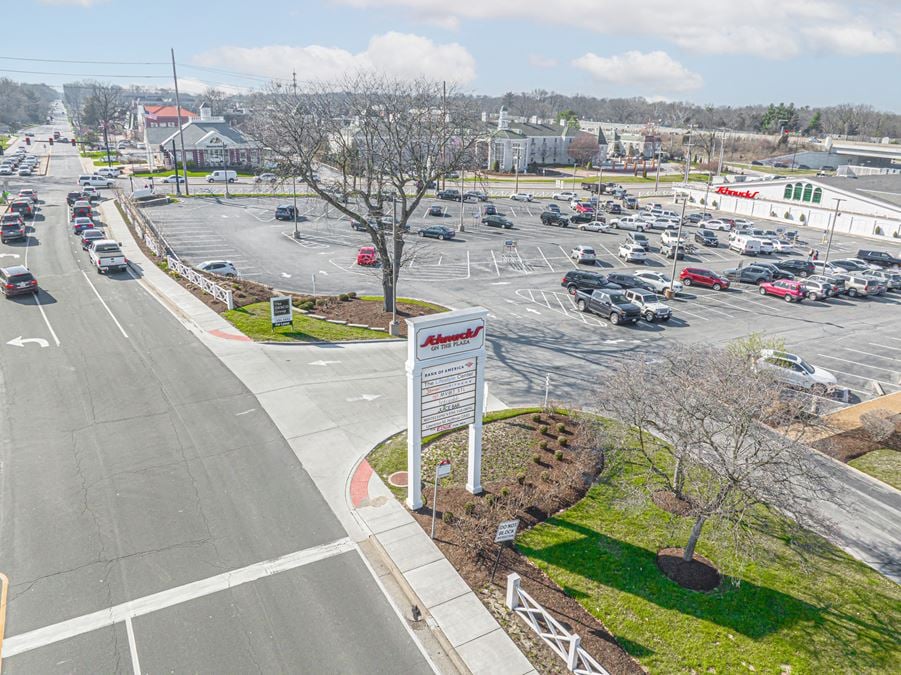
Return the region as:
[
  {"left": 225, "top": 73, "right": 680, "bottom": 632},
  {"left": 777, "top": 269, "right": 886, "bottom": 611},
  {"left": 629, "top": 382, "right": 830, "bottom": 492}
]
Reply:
[
  {"left": 420, "top": 325, "right": 484, "bottom": 348},
  {"left": 715, "top": 186, "right": 759, "bottom": 199}
]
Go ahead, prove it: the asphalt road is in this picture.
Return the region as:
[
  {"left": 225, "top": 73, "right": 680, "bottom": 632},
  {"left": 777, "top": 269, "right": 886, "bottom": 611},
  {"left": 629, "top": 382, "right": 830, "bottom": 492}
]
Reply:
[{"left": 0, "top": 116, "right": 430, "bottom": 671}]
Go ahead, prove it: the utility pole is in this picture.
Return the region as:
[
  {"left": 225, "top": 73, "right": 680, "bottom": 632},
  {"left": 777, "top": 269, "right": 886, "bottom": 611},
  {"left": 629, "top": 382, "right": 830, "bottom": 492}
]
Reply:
[
  {"left": 171, "top": 138, "right": 181, "bottom": 196},
  {"left": 668, "top": 195, "right": 689, "bottom": 296},
  {"left": 292, "top": 70, "right": 297, "bottom": 96},
  {"left": 654, "top": 149, "right": 662, "bottom": 192},
  {"left": 683, "top": 125, "right": 694, "bottom": 183},
  {"left": 170, "top": 48, "right": 190, "bottom": 196},
  {"left": 292, "top": 175, "right": 299, "bottom": 239},
  {"left": 823, "top": 198, "right": 845, "bottom": 265},
  {"left": 717, "top": 130, "right": 726, "bottom": 176}
]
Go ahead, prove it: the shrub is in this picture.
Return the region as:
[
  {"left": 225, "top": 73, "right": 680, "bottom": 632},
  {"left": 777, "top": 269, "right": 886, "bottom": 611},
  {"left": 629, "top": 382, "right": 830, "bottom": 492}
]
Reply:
[
  {"left": 463, "top": 502, "right": 475, "bottom": 516},
  {"left": 531, "top": 413, "right": 541, "bottom": 423},
  {"left": 712, "top": 200, "right": 719, "bottom": 208},
  {"left": 555, "top": 450, "right": 564, "bottom": 461},
  {"left": 558, "top": 436, "right": 568, "bottom": 447},
  {"left": 874, "top": 225, "right": 884, "bottom": 235},
  {"left": 485, "top": 493, "right": 495, "bottom": 505},
  {"left": 784, "top": 211, "right": 792, "bottom": 219},
  {"left": 893, "top": 230, "right": 900, "bottom": 238},
  {"left": 516, "top": 472, "right": 526, "bottom": 485},
  {"left": 347, "top": 291, "right": 357, "bottom": 298},
  {"left": 298, "top": 300, "right": 314, "bottom": 311},
  {"left": 799, "top": 213, "right": 806, "bottom": 223},
  {"left": 540, "top": 471, "right": 550, "bottom": 482},
  {"left": 860, "top": 409, "right": 896, "bottom": 443},
  {"left": 532, "top": 454, "right": 541, "bottom": 464},
  {"left": 338, "top": 293, "right": 350, "bottom": 301},
  {"left": 500, "top": 487, "right": 510, "bottom": 497},
  {"left": 555, "top": 422, "right": 566, "bottom": 433},
  {"left": 442, "top": 511, "right": 455, "bottom": 525},
  {"left": 538, "top": 424, "right": 548, "bottom": 435},
  {"left": 492, "top": 159, "right": 500, "bottom": 172},
  {"left": 539, "top": 440, "right": 549, "bottom": 451}
]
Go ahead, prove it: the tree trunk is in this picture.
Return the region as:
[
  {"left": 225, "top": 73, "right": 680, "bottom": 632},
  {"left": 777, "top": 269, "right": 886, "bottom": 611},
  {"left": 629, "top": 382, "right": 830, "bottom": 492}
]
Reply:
[
  {"left": 683, "top": 515, "right": 706, "bottom": 562},
  {"left": 672, "top": 456, "right": 684, "bottom": 499}
]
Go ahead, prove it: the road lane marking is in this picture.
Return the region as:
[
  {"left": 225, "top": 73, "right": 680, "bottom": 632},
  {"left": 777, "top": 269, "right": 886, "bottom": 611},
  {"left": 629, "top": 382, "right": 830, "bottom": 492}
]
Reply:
[
  {"left": 557, "top": 245, "right": 579, "bottom": 268},
  {"left": 816, "top": 354, "right": 901, "bottom": 375},
  {"left": 843, "top": 347, "right": 900, "bottom": 363},
  {"left": 536, "top": 247, "right": 555, "bottom": 272},
  {"left": 32, "top": 292, "right": 60, "bottom": 347},
  {"left": 125, "top": 617, "right": 141, "bottom": 675},
  {"left": 2, "top": 537, "right": 356, "bottom": 658},
  {"left": 870, "top": 342, "right": 901, "bottom": 352},
  {"left": 490, "top": 250, "right": 500, "bottom": 277},
  {"left": 815, "top": 367, "right": 901, "bottom": 391},
  {"left": 80, "top": 271, "right": 128, "bottom": 339},
  {"left": 235, "top": 409, "right": 256, "bottom": 416}
]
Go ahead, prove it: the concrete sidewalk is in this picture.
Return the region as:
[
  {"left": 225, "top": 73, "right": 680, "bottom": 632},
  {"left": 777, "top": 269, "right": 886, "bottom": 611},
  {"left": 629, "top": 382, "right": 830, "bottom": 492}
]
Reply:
[{"left": 100, "top": 197, "right": 536, "bottom": 675}]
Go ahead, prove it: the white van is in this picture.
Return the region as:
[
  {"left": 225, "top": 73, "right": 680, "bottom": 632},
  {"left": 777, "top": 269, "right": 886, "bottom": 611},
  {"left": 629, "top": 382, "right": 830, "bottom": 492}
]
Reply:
[
  {"left": 730, "top": 234, "right": 761, "bottom": 256},
  {"left": 206, "top": 170, "right": 237, "bottom": 183}
]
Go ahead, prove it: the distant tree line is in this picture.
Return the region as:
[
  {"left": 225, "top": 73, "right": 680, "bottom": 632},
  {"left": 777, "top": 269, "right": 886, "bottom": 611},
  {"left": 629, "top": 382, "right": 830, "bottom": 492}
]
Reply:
[
  {"left": 474, "top": 90, "right": 901, "bottom": 140},
  {"left": 0, "top": 79, "right": 56, "bottom": 130}
]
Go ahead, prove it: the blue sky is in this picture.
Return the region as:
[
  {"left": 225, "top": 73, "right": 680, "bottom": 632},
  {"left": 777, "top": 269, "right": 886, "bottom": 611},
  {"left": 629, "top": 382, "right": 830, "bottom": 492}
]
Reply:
[{"left": 6, "top": 0, "right": 901, "bottom": 112}]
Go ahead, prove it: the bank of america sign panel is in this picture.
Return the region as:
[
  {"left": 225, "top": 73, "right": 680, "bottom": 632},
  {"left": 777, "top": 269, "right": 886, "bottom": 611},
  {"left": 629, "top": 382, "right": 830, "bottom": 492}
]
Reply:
[{"left": 421, "top": 358, "right": 478, "bottom": 436}]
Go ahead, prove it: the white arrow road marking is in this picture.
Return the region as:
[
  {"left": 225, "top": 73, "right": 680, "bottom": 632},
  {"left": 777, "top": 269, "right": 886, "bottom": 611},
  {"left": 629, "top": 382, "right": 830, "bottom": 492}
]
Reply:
[
  {"left": 309, "top": 360, "right": 341, "bottom": 366},
  {"left": 6, "top": 336, "right": 49, "bottom": 348},
  {"left": 280, "top": 272, "right": 292, "bottom": 278},
  {"left": 525, "top": 307, "right": 541, "bottom": 314},
  {"left": 0, "top": 253, "right": 21, "bottom": 259},
  {"left": 346, "top": 394, "right": 381, "bottom": 402}
]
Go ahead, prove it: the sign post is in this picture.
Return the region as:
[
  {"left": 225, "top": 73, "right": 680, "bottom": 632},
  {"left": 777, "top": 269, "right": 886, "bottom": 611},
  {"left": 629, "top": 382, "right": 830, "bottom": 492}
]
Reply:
[
  {"left": 430, "top": 459, "right": 452, "bottom": 539},
  {"left": 406, "top": 308, "right": 488, "bottom": 510},
  {"left": 270, "top": 296, "right": 292, "bottom": 328},
  {"left": 491, "top": 519, "right": 520, "bottom": 584}
]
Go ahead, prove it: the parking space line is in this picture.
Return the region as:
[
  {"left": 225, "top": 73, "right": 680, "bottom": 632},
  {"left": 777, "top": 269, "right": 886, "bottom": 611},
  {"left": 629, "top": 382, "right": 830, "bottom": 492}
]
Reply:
[
  {"left": 509, "top": 207, "right": 517, "bottom": 218},
  {"left": 126, "top": 617, "right": 142, "bottom": 675},
  {"left": 557, "top": 245, "right": 578, "bottom": 268},
  {"left": 842, "top": 347, "right": 901, "bottom": 363},
  {"left": 536, "top": 247, "right": 555, "bottom": 272},
  {"left": 816, "top": 354, "right": 900, "bottom": 375},
  {"left": 817, "top": 366, "right": 901, "bottom": 391},
  {"left": 871, "top": 342, "right": 901, "bottom": 352},
  {"left": 595, "top": 241, "right": 616, "bottom": 257},
  {"left": 490, "top": 250, "right": 500, "bottom": 277}
]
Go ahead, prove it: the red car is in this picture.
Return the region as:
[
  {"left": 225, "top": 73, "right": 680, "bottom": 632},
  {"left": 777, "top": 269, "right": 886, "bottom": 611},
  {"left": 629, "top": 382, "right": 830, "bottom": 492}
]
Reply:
[
  {"left": 679, "top": 267, "right": 730, "bottom": 290},
  {"left": 574, "top": 202, "right": 594, "bottom": 214},
  {"left": 356, "top": 246, "right": 378, "bottom": 266},
  {"left": 759, "top": 279, "right": 807, "bottom": 302}
]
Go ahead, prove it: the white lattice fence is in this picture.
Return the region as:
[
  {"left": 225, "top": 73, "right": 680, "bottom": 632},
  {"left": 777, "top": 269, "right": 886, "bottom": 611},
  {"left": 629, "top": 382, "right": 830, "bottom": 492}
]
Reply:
[
  {"left": 166, "top": 256, "right": 234, "bottom": 309},
  {"left": 506, "top": 573, "right": 609, "bottom": 675}
]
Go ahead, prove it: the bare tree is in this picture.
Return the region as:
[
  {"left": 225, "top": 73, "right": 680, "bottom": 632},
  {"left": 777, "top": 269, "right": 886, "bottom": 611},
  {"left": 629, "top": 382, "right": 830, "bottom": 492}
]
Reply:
[
  {"left": 567, "top": 132, "right": 600, "bottom": 167},
  {"left": 598, "top": 345, "right": 834, "bottom": 564},
  {"left": 82, "top": 83, "right": 123, "bottom": 165},
  {"left": 859, "top": 409, "right": 897, "bottom": 445},
  {"left": 202, "top": 87, "right": 226, "bottom": 116},
  {"left": 249, "top": 73, "right": 481, "bottom": 314}
]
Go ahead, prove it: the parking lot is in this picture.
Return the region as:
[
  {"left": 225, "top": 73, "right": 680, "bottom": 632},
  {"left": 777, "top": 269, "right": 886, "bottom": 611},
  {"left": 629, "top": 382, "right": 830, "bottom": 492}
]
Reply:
[{"left": 145, "top": 192, "right": 901, "bottom": 405}]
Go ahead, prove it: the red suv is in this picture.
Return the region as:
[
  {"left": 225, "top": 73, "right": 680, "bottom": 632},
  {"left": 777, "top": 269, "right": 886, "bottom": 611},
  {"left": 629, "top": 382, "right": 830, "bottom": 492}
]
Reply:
[
  {"left": 759, "top": 279, "right": 807, "bottom": 302},
  {"left": 679, "top": 267, "right": 730, "bottom": 291}
]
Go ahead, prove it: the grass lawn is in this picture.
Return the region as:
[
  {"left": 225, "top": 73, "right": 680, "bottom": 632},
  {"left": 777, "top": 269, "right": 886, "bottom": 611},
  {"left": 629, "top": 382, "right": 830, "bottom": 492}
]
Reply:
[
  {"left": 223, "top": 301, "right": 390, "bottom": 342},
  {"left": 848, "top": 449, "right": 901, "bottom": 490},
  {"left": 357, "top": 295, "right": 448, "bottom": 313},
  {"left": 517, "top": 458, "right": 901, "bottom": 673}
]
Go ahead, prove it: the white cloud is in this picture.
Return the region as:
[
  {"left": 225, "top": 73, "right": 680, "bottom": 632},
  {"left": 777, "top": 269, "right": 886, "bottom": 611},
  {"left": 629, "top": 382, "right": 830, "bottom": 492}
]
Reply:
[
  {"left": 528, "top": 54, "right": 558, "bottom": 68},
  {"left": 332, "top": 0, "right": 901, "bottom": 58},
  {"left": 573, "top": 51, "right": 703, "bottom": 92},
  {"left": 192, "top": 32, "right": 476, "bottom": 85}
]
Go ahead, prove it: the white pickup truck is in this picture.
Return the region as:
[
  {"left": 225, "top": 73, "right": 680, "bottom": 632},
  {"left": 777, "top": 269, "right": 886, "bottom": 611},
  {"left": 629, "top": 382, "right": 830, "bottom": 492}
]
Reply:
[{"left": 88, "top": 239, "right": 128, "bottom": 274}]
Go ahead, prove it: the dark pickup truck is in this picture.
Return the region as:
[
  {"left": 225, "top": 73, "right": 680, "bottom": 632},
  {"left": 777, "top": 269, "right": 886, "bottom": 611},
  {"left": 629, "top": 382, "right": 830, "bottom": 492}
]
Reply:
[
  {"left": 574, "top": 289, "right": 641, "bottom": 326},
  {"left": 857, "top": 249, "right": 900, "bottom": 268},
  {"left": 581, "top": 182, "right": 606, "bottom": 194}
]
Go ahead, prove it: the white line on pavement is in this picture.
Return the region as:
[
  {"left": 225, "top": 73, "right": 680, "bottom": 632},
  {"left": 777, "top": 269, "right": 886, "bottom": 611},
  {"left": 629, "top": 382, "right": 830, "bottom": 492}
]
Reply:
[
  {"left": 816, "top": 354, "right": 901, "bottom": 375},
  {"left": 870, "top": 342, "right": 901, "bottom": 352},
  {"left": 536, "top": 247, "right": 555, "bottom": 272},
  {"left": 490, "top": 250, "right": 500, "bottom": 277},
  {"left": 33, "top": 293, "right": 61, "bottom": 347},
  {"left": 817, "top": 366, "right": 901, "bottom": 391},
  {"left": 80, "top": 271, "right": 128, "bottom": 338},
  {"left": 843, "top": 347, "right": 901, "bottom": 363},
  {"left": 557, "top": 245, "right": 578, "bottom": 268},
  {"left": 126, "top": 617, "right": 141, "bottom": 675},
  {"left": 2, "top": 537, "right": 356, "bottom": 658}
]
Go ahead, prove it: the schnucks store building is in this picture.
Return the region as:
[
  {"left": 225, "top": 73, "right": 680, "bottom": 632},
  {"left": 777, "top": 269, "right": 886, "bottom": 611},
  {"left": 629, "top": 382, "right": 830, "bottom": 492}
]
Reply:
[{"left": 676, "top": 174, "right": 901, "bottom": 244}]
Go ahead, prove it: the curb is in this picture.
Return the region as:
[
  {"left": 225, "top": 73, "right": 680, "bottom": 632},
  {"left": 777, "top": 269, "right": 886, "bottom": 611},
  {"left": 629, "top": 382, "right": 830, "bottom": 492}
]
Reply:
[{"left": 0, "top": 570, "right": 8, "bottom": 671}]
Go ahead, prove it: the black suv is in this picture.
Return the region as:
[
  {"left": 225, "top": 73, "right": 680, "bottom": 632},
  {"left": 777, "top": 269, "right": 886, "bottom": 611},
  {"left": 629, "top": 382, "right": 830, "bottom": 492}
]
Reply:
[
  {"left": 275, "top": 205, "right": 299, "bottom": 220},
  {"left": 694, "top": 229, "right": 719, "bottom": 247},
  {"left": 749, "top": 262, "right": 795, "bottom": 280},
  {"left": 773, "top": 259, "right": 815, "bottom": 277},
  {"left": 66, "top": 191, "right": 84, "bottom": 206},
  {"left": 569, "top": 212, "right": 594, "bottom": 224},
  {"left": 0, "top": 265, "right": 38, "bottom": 297},
  {"left": 605, "top": 272, "right": 654, "bottom": 290},
  {"left": 561, "top": 270, "right": 620, "bottom": 295},
  {"left": 857, "top": 249, "right": 900, "bottom": 268},
  {"left": 541, "top": 211, "right": 570, "bottom": 227},
  {"left": 437, "top": 189, "right": 461, "bottom": 201},
  {"left": 724, "top": 265, "right": 773, "bottom": 284},
  {"left": 482, "top": 215, "right": 513, "bottom": 229}
]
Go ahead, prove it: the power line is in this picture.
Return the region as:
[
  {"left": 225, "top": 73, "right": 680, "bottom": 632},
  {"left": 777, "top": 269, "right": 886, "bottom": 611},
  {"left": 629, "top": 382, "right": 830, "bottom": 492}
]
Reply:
[
  {"left": 0, "top": 68, "right": 168, "bottom": 78},
  {"left": 0, "top": 55, "right": 168, "bottom": 65},
  {"left": 181, "top": 63, "right": 288, "bottom": 84}
]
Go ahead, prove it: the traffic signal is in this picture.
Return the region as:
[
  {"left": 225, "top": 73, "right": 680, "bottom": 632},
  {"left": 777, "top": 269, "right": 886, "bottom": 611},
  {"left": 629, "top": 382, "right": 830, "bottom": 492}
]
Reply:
[{"left": 49, "top": 137, "right": 54, "bottom": 145}]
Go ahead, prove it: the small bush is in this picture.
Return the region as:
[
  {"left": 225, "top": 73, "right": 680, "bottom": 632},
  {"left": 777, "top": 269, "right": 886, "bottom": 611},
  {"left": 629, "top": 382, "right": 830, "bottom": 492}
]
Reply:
[
  {"left": 338, "top": 293, "right": 350, "bottom": 301},
  {"left": 532, "top": 453, "right": 541, "bottom": 464},
  {"left": 893, "top": 230, "right": 900, "bottom": 238},
  {"left": 860, "top": 409, "right": 896, "bottom": 443},
  {"left": 540, "top": 471, "right": 550, "bottom": 482},
  {"left": 485, "top": 493, "right": 495, "bottom": 505},
  {"left": 539, "top": 440, "right": 548, "bottom": 451},
  {"left": 558, "top": 436, "right": 568, "bottom": 447},
  {"left": 874, "top": 225, "right": 884, "bottom": 235},
  {"left": 500, "top": 487, "right": 510, "bottom": 497},
  {"left": 538, "top": 424, "right": 549, "bottom": 435},
  {"left": 799, "top": 213, "right": 806, "bottom": 223},
  {"left": 555, "top": 422, "right": 566, "bottom": 433},
  {"left": 442, "top": 511, "right": 455, "bottom": 525},
  {"left": 784, "top": 211, "right": 792, "bottom": 219},
  {"left": 711, "top": 200, "right": 719, "bottom": 208},
  {"left": 347, "top": 291, "right": 357, "bottom": 298},
  {"left": 298, "top": 300, "right": 315, "bottom": 311},
  {"left": 516, "top": 472, "right": 526, "bottom": 485},
  {"left": 531, "top": 413, "right": 541, "bottom": 423},
  {"left": 463, "top": 502, "right": 475, "bottom": 516},
  {"left": 555, "top": 450, "right": 565, "bottom": 461}
]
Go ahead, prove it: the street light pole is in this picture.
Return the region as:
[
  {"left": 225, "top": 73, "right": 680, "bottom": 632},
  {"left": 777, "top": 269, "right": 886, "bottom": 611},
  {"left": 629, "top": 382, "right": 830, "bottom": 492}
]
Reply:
[
  {"left": 223, "top": 147, "right": 230, "bottom": 199},
  {"left": 292, "top": 175, "right": 299, "bottom": 239},
  {"left": 717, "top": 129, "right": 726, "bottom": 176},
  {"left": 654, "top": 149, "right": 662, "bottom": 192},
  {"left": 669, "top": 195, "right": 689, "bottom": 295},
  {"left": 823, "top": 198, "right": 845, "bottom": 265},
  {"left": 389, "top": 195, "right": 400, "bottom": 336}
]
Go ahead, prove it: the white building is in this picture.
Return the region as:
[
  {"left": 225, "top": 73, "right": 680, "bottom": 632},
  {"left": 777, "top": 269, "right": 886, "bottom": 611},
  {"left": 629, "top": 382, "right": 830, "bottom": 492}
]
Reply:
[{"left": 677, "top": 174, "right": 901, "bottom": 242}]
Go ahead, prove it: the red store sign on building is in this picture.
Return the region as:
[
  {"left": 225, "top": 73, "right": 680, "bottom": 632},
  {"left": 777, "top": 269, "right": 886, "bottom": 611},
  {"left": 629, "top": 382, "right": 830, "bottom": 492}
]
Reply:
[{"left": 715, "top": 186, "right": 759, "bottom": 199}]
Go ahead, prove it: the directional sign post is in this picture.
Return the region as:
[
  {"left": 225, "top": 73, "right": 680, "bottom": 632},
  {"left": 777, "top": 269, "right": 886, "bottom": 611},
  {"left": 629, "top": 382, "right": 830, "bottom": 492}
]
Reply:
[
  {"left": 270, "top": 296, "right": 292, "bottom": 328},
  {"left": 491, "top": 519, "right": 520, "bottom": 584},
  {"left": 405, "top": 308, "right": 488, "bottom": 510},
  {"left": 430, "top": 459, "right": 452, "bottom": 540}
]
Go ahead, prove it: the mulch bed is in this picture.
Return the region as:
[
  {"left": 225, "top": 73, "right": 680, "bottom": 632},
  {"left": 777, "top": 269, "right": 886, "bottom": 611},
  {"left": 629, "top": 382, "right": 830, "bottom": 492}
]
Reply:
[
  {"left": 652, "top": 489, "right": 692, "bottom": 516},
  {"left": 813, "top": 414, "right": 901, "bottom": 462},
  {"left": 290, "top": 295, "right": 441, "bottom": 336},
  {"left": 656, "top": 548, "right": 721, "bottom": 592},
  {"left": 407, "top": 411, "right": 643, "bottom": 675}
]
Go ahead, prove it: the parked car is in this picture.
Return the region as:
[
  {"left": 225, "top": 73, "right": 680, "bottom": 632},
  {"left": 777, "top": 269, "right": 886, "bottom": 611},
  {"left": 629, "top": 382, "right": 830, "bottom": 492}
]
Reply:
[
  {"left": 78, "top": 175, "right": 114, "bottom": 188},
  {"left": 748, "top": 262, "right": 794, "bottom": 280},
  {"left": 545, "top": 203, "right": 560, "bottom": 213},
  {"left": 634, "top": 270, "right": 683, "bottom": 294},
  {"left": 275, "top": 205, "right": 299, "bottom": 220},
  {"left": 571, "top": 245, "right": 597, "bottom": 264},
  {"left": 812, "top": 261, "right": 850, "bottom": 275},
  {"left": 679, "top": 267, "right": 730, "bottom": 290},
  {"left": 71, "top": 200, "right": 94, "bottom": 220},
  {"left": 418, "top": 225, "right": 455, "bottom": 240},
  {"left": 254, "top": 173, "right": 278, "bottom": 183},
  {"left": 768, "top": 238, "right": 794, "bottom": 253},
  {"left": 482, "top": 215, "right": 513, "bottom": 229},
  {"left": 807, "top": 274, "right": 844, "bottom": 296},
  {"left": 578, "top": 220, "right": 611, "bottom": 233},
  {"left": 730, "top": 234, "right": 761, "bottom": 256},
  {"left": 574, "top": 289, "right": 641, "bottom": 325},
  {"left": 553, "top": 191, "right": 578, "bottom": 201},
  {"left": 731, "top": 218, "right": 755, "bottom": 229},
  {"left": 437, "top": 188, "right": 461, "bottom": 201},
  {"left": 510, "top": 192, "right": 533, "bottom": 201},
  {"left": 561, "top": 270, "right": 621, "bottom": 295},
  {"left": 756, "top": 350, "right": 837, "bottom": 395},
  {"left": 862, "top": 268, "right": 901, "bottom": 291},
  {"left": 605, "top": 202, "right": 622, "bottom": 215},
  {"left": 610, "top": 216, "right": 646, "bottom": 232},
  {"left": 161, "top": 174, "right": 186, "bottom": 184},
  {"left": 9, "top": 199, "right": 35, "bottom": 220},
  {"left": 662, "top": 244, "right": 686, "bottom": 260},
  {"left": 464, "top": 190, "right": 488, "bottom": 202},
  {"left": 834, "top": 274, "right": 881, "bottom": 297},
  {"left": 624, "top": 288, "right": 672, "bottom": 322},
  {"left": 206, "top": 170, "right": 237, "bottom": 183},
  {"left": 623, "top": 196, "right": 639, "bottom": 209},
  {"left": 197, "top": 260, "right": 238, "bottom": 277},
  {"left": 660, "top": 230, "right": 684, "bottom": 247},
  {"left": 759, "top": 279, "right": 807, "bottom": 302},
  {"left": 802, "top": 278, "right": 833, "bottom": 301},
  {"left": 573, "top": 202, "right": 594, "bottom": 214},
  {"left": 685, "top": 212, "right": 713, "bottom": 224},
  {"left": 618, "top": 243, "right": 648, "bottom": 263},
  {"left": 856, "top": 249, "right": 900, "bottom": 268},
  {"left": 426, "top": 204, "right": 445, "bottom": 217},
  {"left": 606, "top": 273, "right": 655, "bottom": 291},
  {"left": 724, "top": 265, "right": 773, "bottom": 285},
  {"left": 96, "top": 167, "right": 122, "bottom": 178},
  {"left": 17, "top": 189, "right": 38, "bottom": 203},
  {"left": 704, "top": 219, "right": 732, "bottom": 231},
  {"left": 88, "top": 240, "right": 128, "bottom": 274},
  {"left": 71, "top": 217, "right": 96, "bottom": 234},
  {"left": 832, "top": 258, "right": 878, "bottom": 273},
  {"left": 1, "top": 219, "right": 26, "bottom": 244},
  {"left": 355, "top": 245, "right": 379, "bottom": 266},
  {"left": 540, "top": 211, "right": 570, "bottom": 227},
  {"left": 694, "top": 229, "right": 719, "bottom": 247},
  {"left": 0, "top": 265, "right": 38, "bottom": 297},
  {"left": 756, "top": 238, "right": 775, "bottom": 255},
  {"left": 80, "top": 228, "right": 106, "bottom": 250},
  {"left": 773, "top": 259, "right": 814, "bottom": 277}
]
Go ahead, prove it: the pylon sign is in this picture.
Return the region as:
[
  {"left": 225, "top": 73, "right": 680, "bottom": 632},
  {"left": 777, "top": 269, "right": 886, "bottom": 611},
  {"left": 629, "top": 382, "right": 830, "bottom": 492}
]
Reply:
[{"left": 405, "top": 308, "right": 487, "bottom": 509}]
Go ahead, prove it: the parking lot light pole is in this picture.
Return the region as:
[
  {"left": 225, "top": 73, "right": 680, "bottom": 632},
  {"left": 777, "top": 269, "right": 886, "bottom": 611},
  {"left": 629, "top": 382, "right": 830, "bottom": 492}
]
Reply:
[
  {"left": 292, "top": 175, "right": 299, "bottom": 239},
  {"left": 654, "top": 150, "right": 662, "bottom": 192},
  {"left": 389, "top": 196, "right": 401, "bottom": 336},
  {"left": 823, "top": 197, "right": 845, "bottom": 265},
  {"left": 668, "top": 195, "right": 690, "bottom": 296},
  {"left": 459, "top": 169, "right": 465, "bottom": 232},
  {"left": 223, "top": 149, "right": 230, "bottom": 199},
  {"left": 703, "top": 177, "right": 711, "bottom": 214}
]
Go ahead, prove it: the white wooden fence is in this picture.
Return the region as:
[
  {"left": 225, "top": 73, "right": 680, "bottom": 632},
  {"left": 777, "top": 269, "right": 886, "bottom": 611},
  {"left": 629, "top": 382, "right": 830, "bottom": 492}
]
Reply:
[
  {"left": 166, "top": 256, "right": 234, "bottom": 310},
  {"left": 506, "top": 573, "right": 610, "bottom": 675}
]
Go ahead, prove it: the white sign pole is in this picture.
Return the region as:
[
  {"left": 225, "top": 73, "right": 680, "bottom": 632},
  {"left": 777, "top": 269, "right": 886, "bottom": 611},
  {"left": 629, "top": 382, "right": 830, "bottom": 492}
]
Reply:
[{"left": 467, "top": 355, "right": 486, "bottom": 495}]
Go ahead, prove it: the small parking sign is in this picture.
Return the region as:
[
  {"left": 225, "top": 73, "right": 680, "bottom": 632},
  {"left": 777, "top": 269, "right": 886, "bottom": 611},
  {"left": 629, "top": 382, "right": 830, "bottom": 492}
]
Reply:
[
  {"left": 270, "top": 296, "right": 292, "bottom": 328},
  {"left": 494, "top": 519, "right": 520, "bottom": 543}
]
